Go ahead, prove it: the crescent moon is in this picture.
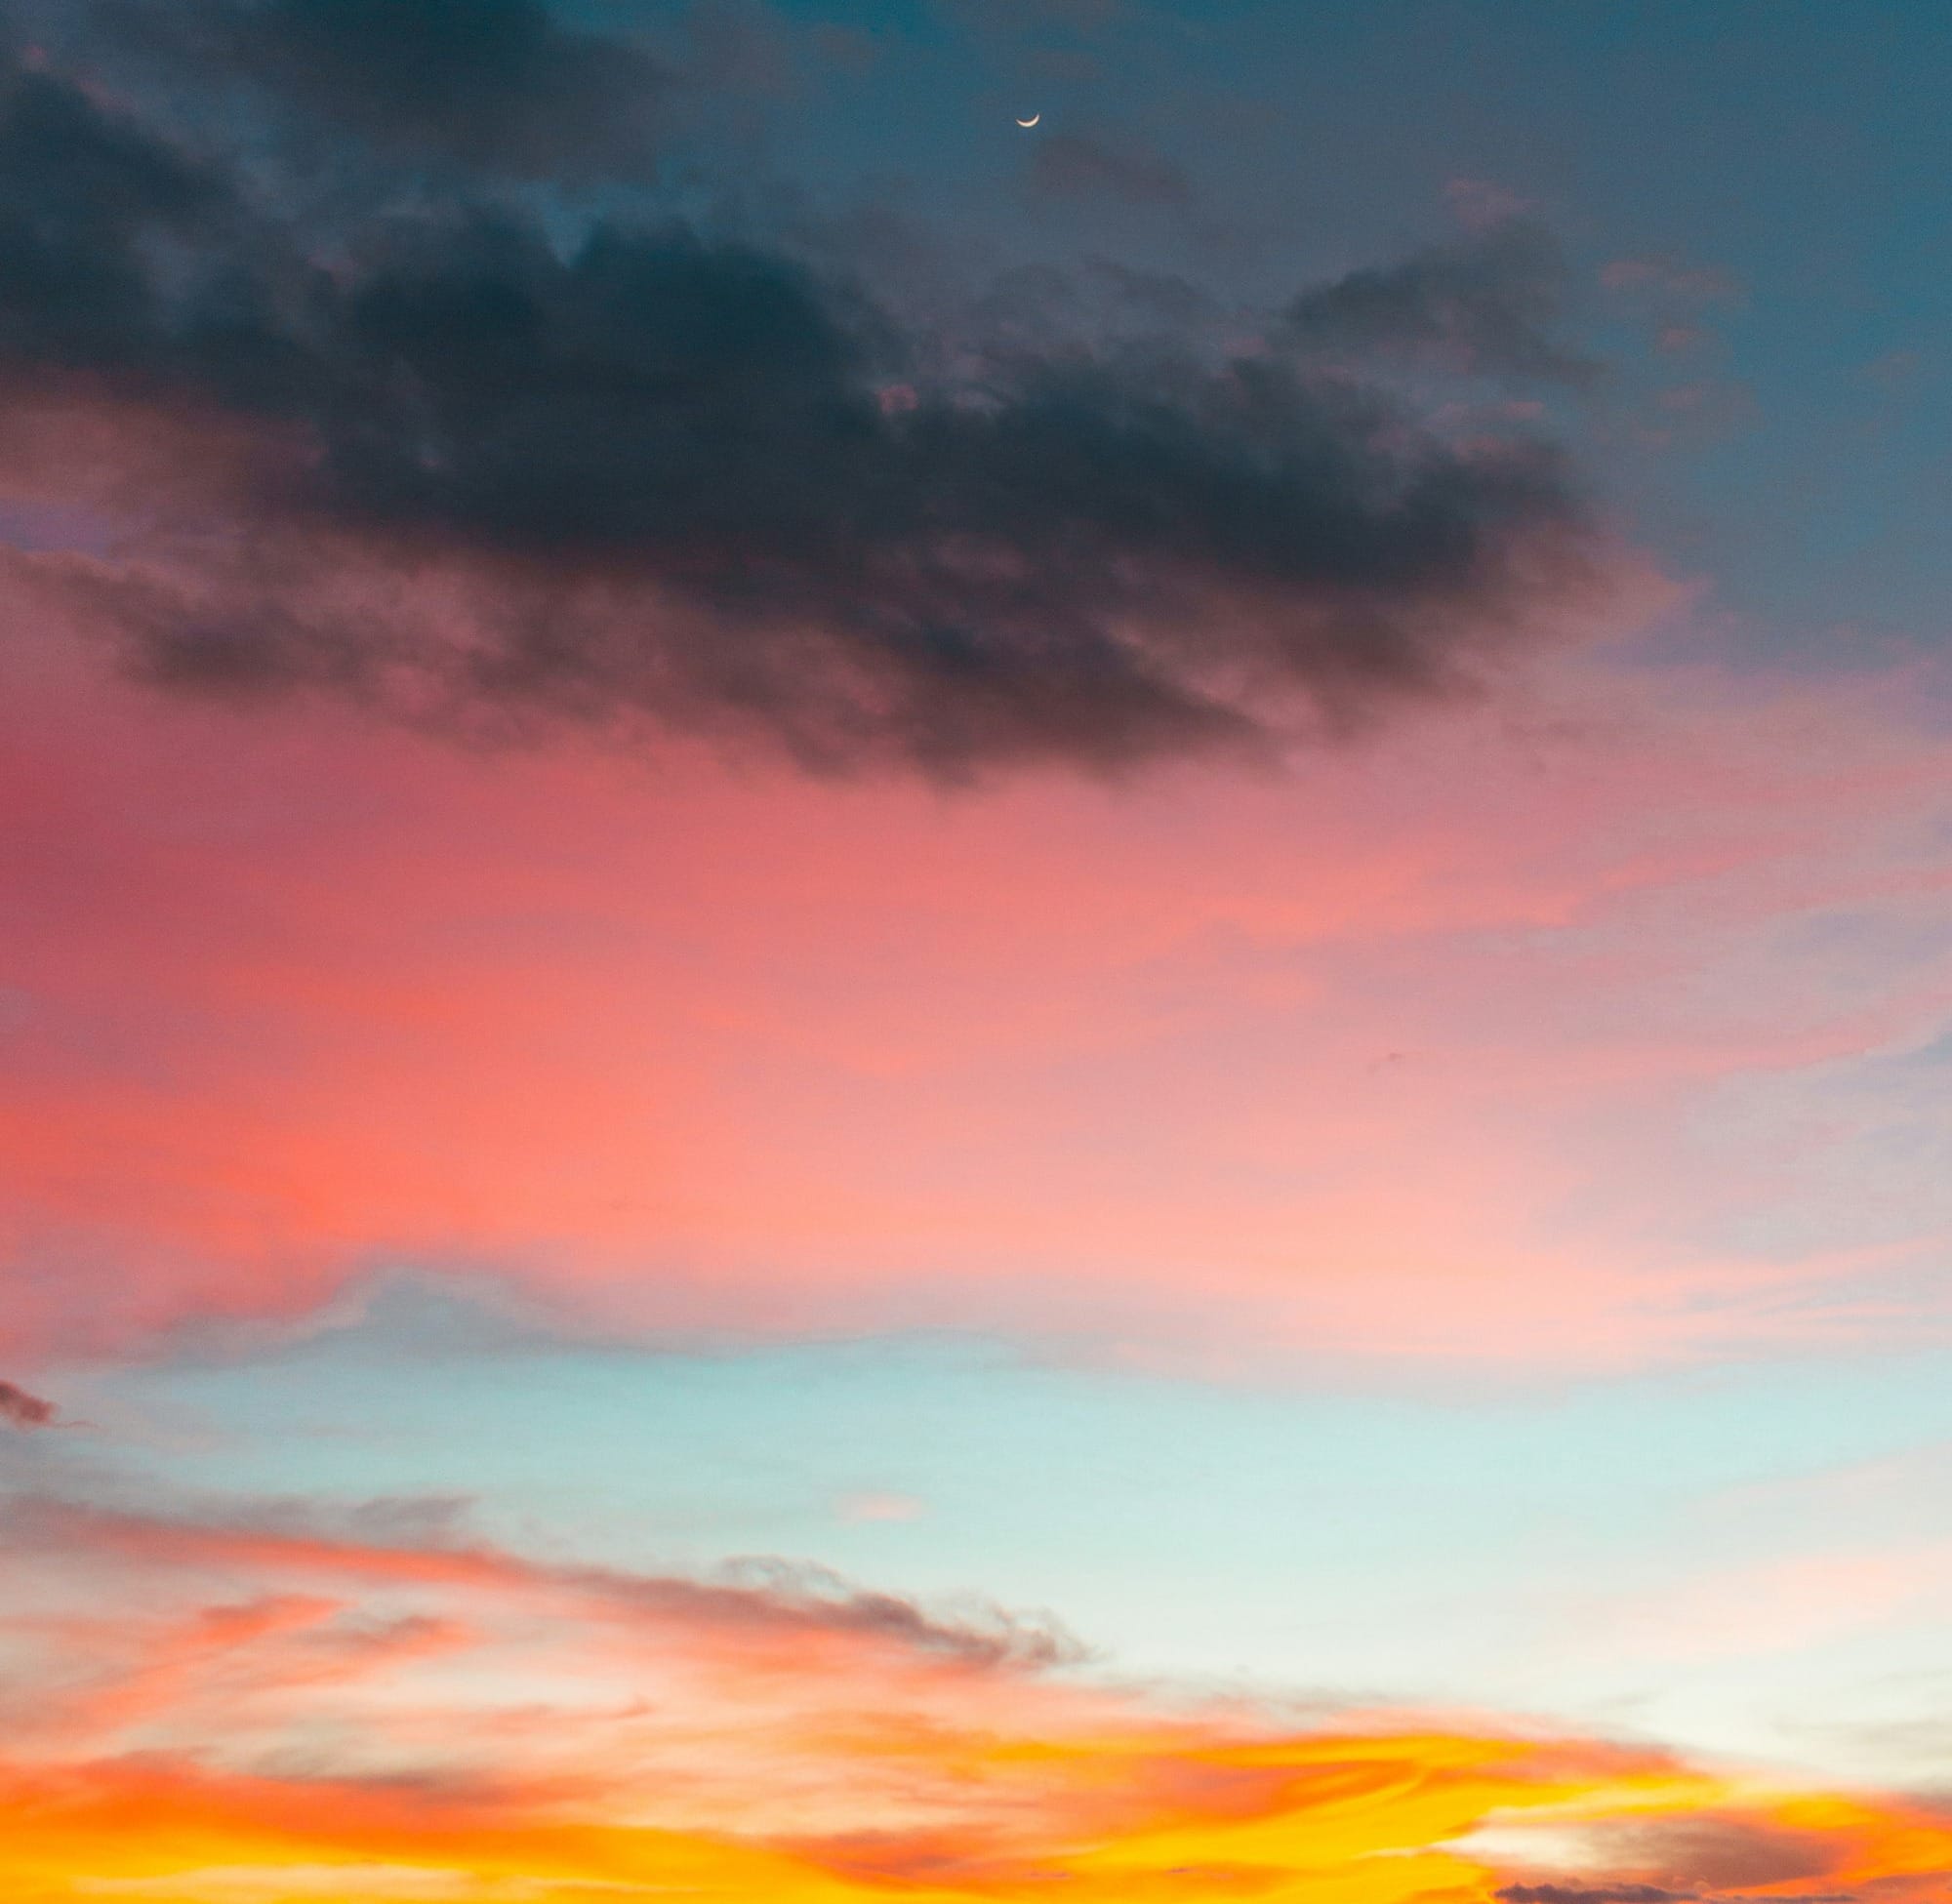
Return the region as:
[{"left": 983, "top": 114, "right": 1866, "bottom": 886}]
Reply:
[{"left": 1016, "top": 113, "right": 1040, "bottom": 127}]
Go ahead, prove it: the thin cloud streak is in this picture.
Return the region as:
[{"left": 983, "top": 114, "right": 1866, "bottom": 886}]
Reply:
[{"left": 4, "top": 1487, "right": 1951, "bottom": 1903}]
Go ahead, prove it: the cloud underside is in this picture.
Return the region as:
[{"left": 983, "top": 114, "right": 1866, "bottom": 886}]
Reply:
[
  {"left": 0, "top": 1379, "right": 56, "bottom": 1428},
  {"left": 0, "top": 0, "right": 1605, "bottom": 777},
  {"left": 1, "top": 1491, "right": 1944, "bottom": 1901}
]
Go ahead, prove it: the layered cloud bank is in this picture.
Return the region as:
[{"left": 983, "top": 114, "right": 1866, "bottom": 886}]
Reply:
[
  {"left": 4, "top": 7, "right": 1952, "bottom": 1900},
  {"left": 5, "top": 619, "right": 1951, "bottom": 1374},
  {"left": 5, "top": 0, "right": 1827, "bottom": 1378},
  {"left": 5, "top": 1487, "right": 1952, "bottom": 1904}
]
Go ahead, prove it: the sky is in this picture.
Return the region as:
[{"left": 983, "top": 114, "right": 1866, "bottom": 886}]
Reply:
[{"left": 6, "top": 3, "right": 1952, "bottom": 1902}]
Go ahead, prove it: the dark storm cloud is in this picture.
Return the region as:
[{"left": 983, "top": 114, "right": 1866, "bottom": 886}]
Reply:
[
  {"left": 1499, "top": 1886, "right": 1692, "bottom": 1904},
  {"left": 0, "top": 60, "right": 230, "bottom": 377},
  {"left": 106, "top": 0, "right": 673, "bottom": 180},
  {"left": 1286, "top": 221, "right": 1599, "bottom": 387},
  {"left": 0, "top": 1381, "right": 58, "bottom": 1429},
  {"left": 0, "top": 6, "right": 1607, "bottom": 778}
]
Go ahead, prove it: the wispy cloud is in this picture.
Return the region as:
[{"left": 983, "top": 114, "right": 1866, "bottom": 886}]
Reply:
[
  {"left": 6, "top": 618, "right": 1952, "bottom": 1376},
  {"left": 4, "top": 1488, "right": 1949, "bottom": 1902}
]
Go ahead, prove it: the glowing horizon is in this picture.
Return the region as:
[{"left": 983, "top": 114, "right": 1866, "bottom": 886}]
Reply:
[{"left": 7, "top": 4, "right": 1952, "bottom": 1901}]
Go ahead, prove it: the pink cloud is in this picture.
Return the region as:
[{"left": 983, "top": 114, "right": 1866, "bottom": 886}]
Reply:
[
  {"left": 835, "top": 1493, "right": 928, "bottom": 1524},
  {"left": 1445, "top": 177, "right": 1536, "bottom": 230},
  {"left": 1600, "top": 257, "right": 1744, "bottom": 304},
  {"left": 1583, "top": 1544, "right": 1952, "bottom": 1665},
  {"left": 3, "top": 602, "right": 1952, "bottom": 1378}
]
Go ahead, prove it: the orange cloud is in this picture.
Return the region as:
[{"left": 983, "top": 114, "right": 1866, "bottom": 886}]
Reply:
[{"left": 2, "top": 1497, "right": 1949, "bottom": 1904}]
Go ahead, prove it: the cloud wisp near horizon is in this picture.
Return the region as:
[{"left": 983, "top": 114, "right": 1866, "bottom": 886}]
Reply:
[
  {"left": 6, "top": 1481, "right": 1952, "bottom": 1904},
  {"left": 8, "top": 3, "right": 1952, "bottom": 1902}
]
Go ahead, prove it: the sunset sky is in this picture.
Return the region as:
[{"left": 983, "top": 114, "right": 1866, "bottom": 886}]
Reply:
[{"left": 7, "top": 4, "right": 1952, "bottom": 1902}]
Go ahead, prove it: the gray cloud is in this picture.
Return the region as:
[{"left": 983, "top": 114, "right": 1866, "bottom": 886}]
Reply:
[
  {"left": 0, "top": 4, "right": 1608, "bottom": 780},
  {"left": 1287, "top": 221, "right": 1600, "bottom": 387},
  {"left": 1499, "top": 1887, "right": 1692, "bottom": 1904},
  {"left": 1566, "top": 1814, "right": 1847, "bottom": 1896},
  {"left": 0, "top": 1380, "right": 58, "bottom": 1428},
  {"left": 1499, "top": 1889, "right": 1859, "bottom": 1904},
  {"left": 1025, "top": 130, "right": 1191, "bottom": 206},
  {"left": 104, "top": 0, "right": 674, "bottom": 180}
]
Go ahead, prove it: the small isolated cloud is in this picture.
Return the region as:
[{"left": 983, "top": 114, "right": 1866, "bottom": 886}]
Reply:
[
  {"left": 1597, "top": 255, "right": 1741, "bottom": 386},
  {"left": 1445, "top": 177, "right": 1535, "bottom": 231},
  {"left": 1624, "top": 379, "right": 1757, "bottom": 452},
  {"left": 837, "top": 1492, "right": 928, "bottom": 1524},
  {"left": 1858, "top": 348, "right": 1928, "bottom": 392},
  {"left": 1599, "top": 256, "right": 1743, "bottom": 305},
  {"left": 1024, "top": 130, "right": 1191, "bottom": 206},
  {"left": 0, "top": 1380, "right": 57, "bottom": 1429}
]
